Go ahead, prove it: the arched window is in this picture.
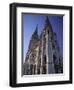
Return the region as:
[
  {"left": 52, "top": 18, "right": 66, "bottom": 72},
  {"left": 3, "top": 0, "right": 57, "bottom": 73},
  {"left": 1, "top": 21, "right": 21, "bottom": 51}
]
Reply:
[
  {"left": 44, "top": 55, "right": 46, "bottom": 64},
  {"left": 42, "top": 55, "right": 46, "bottom": 74},
  {"left": 37, "top": 58, "right": 41, "bottom": 74},
  {"left": 53, "top": 55, "right": 58, "bottom": 73},
  {"left": 37, "top": 67, "right": 40, "bottom": 74},
  {"left": 52, "top": 42, "right": 55, "bottom": 49},
  {"left": 33, "top": 65, "right": 36, "bottom": 74},
  {"left": 48, "top": 30, "right": 49, "bottom": 34},
  {"left": 30, "top": 64, "right": 33, "bottom": 75},
  {"left": 59, "top": 58, "right": 63, "bottom": 73}
]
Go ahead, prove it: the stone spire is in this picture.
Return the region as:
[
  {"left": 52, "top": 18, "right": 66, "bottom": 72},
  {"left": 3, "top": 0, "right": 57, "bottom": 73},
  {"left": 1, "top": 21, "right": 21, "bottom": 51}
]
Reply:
[
  {"left": 25, "top": 25, "right": 39, "bottom": 62},
  {"left": 27, "top": 25, "right": 39, "bottom": 50},
  {"left": 31, "top": 25, "right": 39, "bottom": 40},
  {"left": 44, "top": 16, "right": 52, "bottom": 31}
]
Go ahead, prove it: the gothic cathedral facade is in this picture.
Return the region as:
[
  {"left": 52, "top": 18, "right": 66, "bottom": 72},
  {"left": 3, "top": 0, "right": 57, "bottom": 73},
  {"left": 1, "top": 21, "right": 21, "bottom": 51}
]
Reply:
[{"left": 22, "top": 16, "right": 63, "bottom": 75}]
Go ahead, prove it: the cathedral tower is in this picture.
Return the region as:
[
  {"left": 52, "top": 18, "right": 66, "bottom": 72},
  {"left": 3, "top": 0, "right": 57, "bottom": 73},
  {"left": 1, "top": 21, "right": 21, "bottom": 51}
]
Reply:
[
  {"left": 23, "top": 16, "right": 63, "bottom": 75},
  {"left": 41, "top": 16, "right": 55, "bottom": 74}
]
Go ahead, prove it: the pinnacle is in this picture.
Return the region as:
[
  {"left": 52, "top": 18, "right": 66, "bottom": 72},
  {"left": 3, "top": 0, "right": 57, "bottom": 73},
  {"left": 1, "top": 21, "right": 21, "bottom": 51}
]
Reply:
[
  {"left": 31, "top": 25, "right": 39, "bottom": 40},
  {"left": 44, "top": 16, "right": 52, "bottom": 29}
]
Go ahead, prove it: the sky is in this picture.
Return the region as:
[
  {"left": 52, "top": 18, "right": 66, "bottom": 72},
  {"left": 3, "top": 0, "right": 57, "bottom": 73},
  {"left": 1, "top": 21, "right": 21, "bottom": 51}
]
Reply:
[{"left": 22, "top": 14, "right": 63, "bottom": 63}]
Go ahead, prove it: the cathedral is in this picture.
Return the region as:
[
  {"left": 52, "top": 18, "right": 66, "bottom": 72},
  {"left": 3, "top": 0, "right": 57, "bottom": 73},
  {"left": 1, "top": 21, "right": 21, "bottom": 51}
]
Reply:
[{"left": 22, "top": 16, "right": 63, "bottom": 75}]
